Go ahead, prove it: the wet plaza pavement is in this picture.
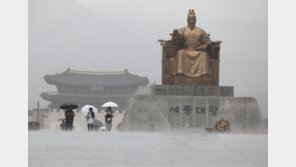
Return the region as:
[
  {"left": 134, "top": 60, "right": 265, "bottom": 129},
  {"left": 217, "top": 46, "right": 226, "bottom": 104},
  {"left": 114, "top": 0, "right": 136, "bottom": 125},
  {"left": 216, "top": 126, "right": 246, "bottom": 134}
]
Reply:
[{"left": 29, "top": 131, "right": 267, "bottom": 167}]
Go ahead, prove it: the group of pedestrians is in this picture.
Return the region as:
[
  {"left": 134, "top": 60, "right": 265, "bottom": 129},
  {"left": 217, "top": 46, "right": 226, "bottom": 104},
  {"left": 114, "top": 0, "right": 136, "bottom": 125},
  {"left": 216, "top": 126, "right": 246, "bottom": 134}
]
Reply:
[
  {"left": 85, "top": 106, "right": 114, "bottom": 132},
  {"left": 64, "top": 106, "right": 114, "bottom": 132}
]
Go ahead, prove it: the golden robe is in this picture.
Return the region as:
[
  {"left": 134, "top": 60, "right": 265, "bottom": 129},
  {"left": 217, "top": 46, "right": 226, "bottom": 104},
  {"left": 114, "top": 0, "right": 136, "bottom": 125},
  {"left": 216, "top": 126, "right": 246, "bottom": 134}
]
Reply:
[{"left": 172, "top": 26, "right": 212, "bottom": 77}]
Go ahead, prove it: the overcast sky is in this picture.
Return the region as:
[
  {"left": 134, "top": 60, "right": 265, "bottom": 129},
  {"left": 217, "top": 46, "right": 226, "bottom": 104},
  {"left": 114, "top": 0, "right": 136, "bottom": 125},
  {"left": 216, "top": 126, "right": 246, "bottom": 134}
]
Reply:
[{"left": 29, "top": 0, "right": 267, "bottom": 117}]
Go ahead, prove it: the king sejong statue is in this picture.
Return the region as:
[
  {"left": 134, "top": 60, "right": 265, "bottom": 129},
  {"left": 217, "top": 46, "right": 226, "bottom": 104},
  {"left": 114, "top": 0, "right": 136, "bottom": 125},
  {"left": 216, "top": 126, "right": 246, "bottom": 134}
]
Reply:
[{"left": 172, "top": 9, "right": 221, "bottom": 78}]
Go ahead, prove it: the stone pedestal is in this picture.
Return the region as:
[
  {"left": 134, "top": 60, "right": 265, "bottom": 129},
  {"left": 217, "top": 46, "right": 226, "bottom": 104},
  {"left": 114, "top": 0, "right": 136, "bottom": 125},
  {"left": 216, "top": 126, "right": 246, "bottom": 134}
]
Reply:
[
  {"left": 172, "top": 76, "right": 218, "bottom": 86},
  {"left": 120, "top": 94, "right": 265, "bottom": 133},
  {"left": 151, "top": 85, "right": 234, "bottom": 97}
]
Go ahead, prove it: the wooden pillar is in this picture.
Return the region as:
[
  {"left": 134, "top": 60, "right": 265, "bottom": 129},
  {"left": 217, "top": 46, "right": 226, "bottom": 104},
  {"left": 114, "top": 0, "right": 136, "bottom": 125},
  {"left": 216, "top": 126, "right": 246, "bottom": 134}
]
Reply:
[{"left": 37, "top": 101, "right": 40, "bottom": 122}]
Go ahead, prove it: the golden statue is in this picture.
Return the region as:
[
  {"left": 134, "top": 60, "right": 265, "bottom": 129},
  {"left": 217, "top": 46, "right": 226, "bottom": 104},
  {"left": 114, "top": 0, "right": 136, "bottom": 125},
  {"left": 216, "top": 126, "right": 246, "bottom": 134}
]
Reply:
[{"left": 159, "top": 9, "right": 222, "bottom": 85}]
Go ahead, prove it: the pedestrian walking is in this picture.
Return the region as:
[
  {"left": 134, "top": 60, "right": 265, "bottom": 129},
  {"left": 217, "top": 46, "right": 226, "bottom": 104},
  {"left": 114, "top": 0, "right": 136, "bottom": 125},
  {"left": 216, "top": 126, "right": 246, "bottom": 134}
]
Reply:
[
  {"left": 86, "top": 107, "right": 95, "bottom": 131},
  {"left": 65, "top": 108, "right": 75, "bottom": 131},
  {"left": 104, "top": 106, "right": 114, "bottom": 131}
]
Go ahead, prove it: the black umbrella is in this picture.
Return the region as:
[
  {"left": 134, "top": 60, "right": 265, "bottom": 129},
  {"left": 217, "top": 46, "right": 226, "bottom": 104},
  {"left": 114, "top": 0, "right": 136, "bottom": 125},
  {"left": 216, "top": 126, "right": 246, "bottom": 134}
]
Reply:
[{"left": 60, "top": 103, "right": 78, "bottom": 110}]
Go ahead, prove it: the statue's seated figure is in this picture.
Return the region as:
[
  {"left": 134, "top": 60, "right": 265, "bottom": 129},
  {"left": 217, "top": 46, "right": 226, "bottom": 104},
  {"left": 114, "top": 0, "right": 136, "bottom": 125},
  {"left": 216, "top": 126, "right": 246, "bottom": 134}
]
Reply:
[{"left": 158, "top": 9, "right": 222, "bottom": 86}]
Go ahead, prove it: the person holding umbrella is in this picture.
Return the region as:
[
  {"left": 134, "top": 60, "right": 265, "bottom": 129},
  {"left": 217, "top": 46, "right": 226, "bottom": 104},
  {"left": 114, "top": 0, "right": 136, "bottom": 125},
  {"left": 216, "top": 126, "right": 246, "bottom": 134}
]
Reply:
[
  {"left": 86, "top": 107, "right": 95, "bottom": 132},
  {"left": 60, "top": 103, "right": 78, "bottom": 131},
  {"left": 65, "top": 108, "right": 75, "bottom": 131},
  {"left": 81, "top": 105, "right": 99, "bottom": 131},
  {"left": 102, "top": 101, "right": 118, "bottom": 131},
  {"left": 104, "top": 106, "right": 114, "bottom": 132}
]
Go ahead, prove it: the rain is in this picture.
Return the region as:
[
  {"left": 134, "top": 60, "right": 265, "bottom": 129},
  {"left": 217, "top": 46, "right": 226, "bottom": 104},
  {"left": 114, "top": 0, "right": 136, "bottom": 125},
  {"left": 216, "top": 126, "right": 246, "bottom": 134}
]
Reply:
[{"left": 28, "top": 0, "right": 268, "bottom": 167}]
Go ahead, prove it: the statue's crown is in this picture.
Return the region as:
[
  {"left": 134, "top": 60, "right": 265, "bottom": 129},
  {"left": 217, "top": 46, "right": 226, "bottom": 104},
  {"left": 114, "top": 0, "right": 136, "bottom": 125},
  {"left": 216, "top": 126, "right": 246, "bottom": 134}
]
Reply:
[{"left": 187, "top": 9, "right": 196, "bottom": 19}]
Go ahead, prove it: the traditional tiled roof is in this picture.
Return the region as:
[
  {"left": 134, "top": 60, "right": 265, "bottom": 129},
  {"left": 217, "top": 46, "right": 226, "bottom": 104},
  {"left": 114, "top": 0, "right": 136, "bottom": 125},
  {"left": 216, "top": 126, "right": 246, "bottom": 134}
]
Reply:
[
  {"left": 44, "top": 68, "right": 149, "bottom": 86},
  {"left": 40, "top": 92, "right": 132, "bottom": 104}
]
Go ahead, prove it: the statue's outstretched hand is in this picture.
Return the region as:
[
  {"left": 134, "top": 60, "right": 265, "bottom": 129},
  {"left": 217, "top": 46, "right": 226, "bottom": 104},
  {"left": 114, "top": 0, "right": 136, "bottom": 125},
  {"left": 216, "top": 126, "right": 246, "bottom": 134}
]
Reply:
[{"left": 172, "top": 29, "right": 179, "bottom": 38}]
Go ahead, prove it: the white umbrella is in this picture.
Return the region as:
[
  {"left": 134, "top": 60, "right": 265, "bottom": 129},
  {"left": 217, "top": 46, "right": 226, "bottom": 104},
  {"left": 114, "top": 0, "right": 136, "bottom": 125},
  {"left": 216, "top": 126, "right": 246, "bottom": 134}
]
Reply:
[
  {"left": 102, "top": 101, "right": 119, "bottom": 107},
  {"left": 81, "top": 105, "right": 98, "bottom": 116}
]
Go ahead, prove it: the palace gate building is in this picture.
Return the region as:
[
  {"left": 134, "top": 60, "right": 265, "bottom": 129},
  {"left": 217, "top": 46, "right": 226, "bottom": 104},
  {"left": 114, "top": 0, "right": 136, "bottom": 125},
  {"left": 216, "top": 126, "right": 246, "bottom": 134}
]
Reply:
[{"left": 41, "top": 68, "right": 149, "bottom": 112}]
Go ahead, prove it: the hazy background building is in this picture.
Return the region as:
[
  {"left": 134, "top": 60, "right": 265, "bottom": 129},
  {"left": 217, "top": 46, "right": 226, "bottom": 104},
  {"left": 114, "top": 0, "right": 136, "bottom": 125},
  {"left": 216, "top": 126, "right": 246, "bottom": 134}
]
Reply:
[
  {"left": 29, "top": 0, "right": 267, "bottom": 117},
  {"left": 41, "top": 68, "right": 148, "bottom": 111}
]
